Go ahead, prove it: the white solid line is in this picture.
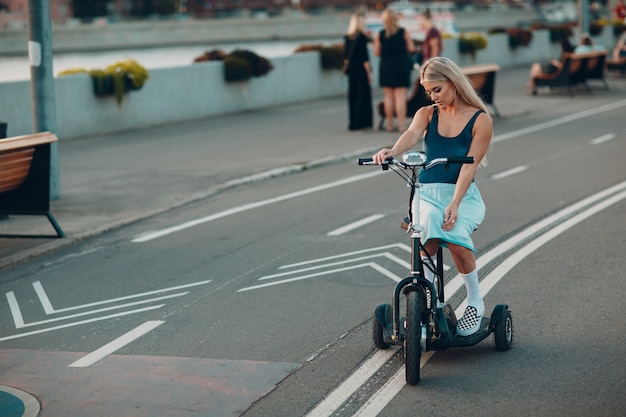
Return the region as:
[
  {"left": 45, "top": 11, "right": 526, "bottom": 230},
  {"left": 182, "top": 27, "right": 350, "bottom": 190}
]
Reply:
[
  {"left": 69, "top": 320, "right": 165, "bottom": 368},
  {"left": 313, "top": 181, "right": 626, "bottom": 417},
  {"left": 590, "top": 133, "right": 616, "bottom": 145},
  {"left": 0, "top": 305, "right": 164, "bottom": 342},
  {"left": 327, "top": 214, "right": 386, "bottom": 236},
  {"left": 304, "top": 349, "right": 398, "bottom": 417},
  {"left": 6, "top": 291, "right": 24, "bottom": 328},
  {"left": 239, "top": 262, "right": 391, "bottom": 292},
  {"left": 32, "top": 281, "right": 54, "bottom": 314},
  {"left": 353, "top": 352, "right": 435, "bottom": 417},
  {"left": 492, "top": 99, "right": 626, "bottom": 143},
  {"left": 280, "top": 243, "right": 405, "bottom": 269},
  {"left": 132, "top": 171, "right": 383, "bottom": 243},
  {"left": 260, "top": 252, "right": 408, "bottom": 281},
  {"left": 32, "top": 279, "right": 212, "bottom": 313},
  {"left": 353, "top": 186, "right": 626, "bottom": 417},
  {"left": 132, "top": 99, "right": 626, "bottom": 244},
  {"left": 18, "top": 292, "right": 186, "bottom": 329},
  {"left": 491, "top": 165, "right": 529, "bottom": 180}
]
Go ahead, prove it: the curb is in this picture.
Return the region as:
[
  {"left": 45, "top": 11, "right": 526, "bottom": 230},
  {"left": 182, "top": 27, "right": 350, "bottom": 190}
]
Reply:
[
  {"left": 0, "top": 145, "right": 383, "bottom": 272},
  {"left": 0, "top": 385, "right": 40, "bottom": 417}
]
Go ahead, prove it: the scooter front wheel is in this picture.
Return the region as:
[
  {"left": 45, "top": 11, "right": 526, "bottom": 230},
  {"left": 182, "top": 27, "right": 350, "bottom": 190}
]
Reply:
[{"left": 405, "top": 290, "right": 424, "bottom": 385}]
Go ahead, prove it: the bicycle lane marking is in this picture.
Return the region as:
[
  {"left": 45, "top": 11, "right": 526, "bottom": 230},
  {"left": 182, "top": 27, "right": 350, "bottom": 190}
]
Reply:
[
  {"left": 304, "top": 180, "right": 626, "bottom": 417},
  {"left": 131, "top": 98, "right": 626, "bottom": 244}
]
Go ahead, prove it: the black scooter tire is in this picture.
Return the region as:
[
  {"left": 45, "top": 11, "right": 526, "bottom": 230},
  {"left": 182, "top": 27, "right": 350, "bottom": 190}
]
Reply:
[
  {"left": 405, "top": 290, "right": 423, "bottom": 385},
  {"left": 373, "top": 315, "right": 390, "bottom": 349},
  {"left": 494, "top": 309, "right": 513, "bottom": 351}
]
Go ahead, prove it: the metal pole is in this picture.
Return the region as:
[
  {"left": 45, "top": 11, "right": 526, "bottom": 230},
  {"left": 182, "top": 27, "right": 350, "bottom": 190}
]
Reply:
[
  {"left": 27, "top": 0, "right": 60, "bottom": 199},
  {"left": 580, "top": 0, "right": 590, "bottom": 36}
]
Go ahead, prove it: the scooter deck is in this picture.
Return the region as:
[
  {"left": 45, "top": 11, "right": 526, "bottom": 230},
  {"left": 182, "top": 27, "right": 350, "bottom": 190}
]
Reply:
[{"left": 429, "top": 317, "right": 491, "bottom": 350}]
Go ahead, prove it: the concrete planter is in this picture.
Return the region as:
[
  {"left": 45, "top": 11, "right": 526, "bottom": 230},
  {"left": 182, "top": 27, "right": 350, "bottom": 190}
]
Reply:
[{"left": 0, "top": 28, "right": 616, "bottom": 140}]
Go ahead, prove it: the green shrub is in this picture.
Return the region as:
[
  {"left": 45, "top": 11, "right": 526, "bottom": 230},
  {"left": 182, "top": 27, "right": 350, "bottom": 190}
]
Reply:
[
  {"left": 229, "top": 49, "right": 274, "bottom": 77},
  {"left": 223, "top": 56, "right": 253, "bottom": 82},
  {"left": 590, "top": 21, "right": 604, "bottom": 36},
  {"left": 193, "top": 49, "right": 227, "bottom": 63},
  {"left": 196, "top": 49, "right": 273, "bottom": 82},
  {"left": 506, "top": 28, "right": 533, "bottom": 48},
  {"left": 532, "top": 23, "right": 574, "bottom": 43},
  {"left": 319, "top": 45, "right": 344, "bottom": 70},
  {"left": 459, "top": 33, "right": 488, "bottom": 56},
  {"left": 295, "top": 43, "right": 345, "bottom": 70}
]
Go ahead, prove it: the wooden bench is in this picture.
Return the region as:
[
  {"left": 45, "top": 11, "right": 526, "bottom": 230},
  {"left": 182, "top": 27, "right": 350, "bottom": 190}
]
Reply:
[
  {"left": 585, "top": 51, "right": 609, "bottom": 90},
  {"left": 532, "top": 51, "right": 607, "bottom": 95},
  {"left": 0, "top": 132, "right": 65, "bottom": 238},
  {"left": 377, "top": 63, "right": 500, "bottom": 130}
]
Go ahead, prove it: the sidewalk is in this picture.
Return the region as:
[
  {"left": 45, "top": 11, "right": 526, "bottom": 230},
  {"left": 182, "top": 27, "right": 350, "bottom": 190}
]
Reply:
[{"left": 0, "top": 65, "right": 620, "bottom": 270}]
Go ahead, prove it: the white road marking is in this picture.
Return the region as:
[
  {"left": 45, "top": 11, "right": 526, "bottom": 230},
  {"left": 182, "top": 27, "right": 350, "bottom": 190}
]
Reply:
[
  {"left": 327, "top": 214, "right": 386, "bottom": 236},
  {"left": 590, "top": 133, "right": 616, "bottom": 145},
  {"left": 15, "top": 293, "right": 185, "bottom": 329},
  {"left": 259, "top": 252, "right": 409, "bottom": 281},
  {"left": 304, "top": 349, "right": 398, "bottom": 417},
  {"left": 0, "top": 305, "right": 163, "bottom": 342},
  {"left": 132, "top": 171, "right": 383, "bottom": 243},
  {"left": 492, "top": 100, "right": 626, "bottom": 143},
  {"left": 310, "top": 180, "right": 626, "bottom": 417},
  {"left": 491, "top": 165, "right": 529, "bottom": 180},
  {"left": 238, "top": 262, "right": 402, "bottom": 292},
  {"left": 32, "top": 279, "right": 212, "bottom": 314},
  {"left": 5, "top": 292, "right": 24, "bottom": 328},
  {"left": 131, "top": 99, "right": 626, "bottom": 244},
  {"left": 69, "top": 320, "right": 165, "bottom": 367}
]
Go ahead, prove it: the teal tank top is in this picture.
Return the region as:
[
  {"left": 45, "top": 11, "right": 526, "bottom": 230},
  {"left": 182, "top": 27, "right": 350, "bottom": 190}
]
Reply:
[{"left": 420, "top": 107, "right": 483, "bottom": 184}]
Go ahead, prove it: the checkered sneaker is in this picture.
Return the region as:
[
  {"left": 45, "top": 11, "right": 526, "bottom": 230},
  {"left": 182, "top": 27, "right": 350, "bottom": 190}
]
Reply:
[{"left": 456, "top": 305, "right": 484, "bottom": 336}]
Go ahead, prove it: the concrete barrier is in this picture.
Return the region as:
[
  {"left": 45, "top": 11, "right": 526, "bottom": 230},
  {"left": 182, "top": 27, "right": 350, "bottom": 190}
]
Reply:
[{"left": 0, "top": 28, "right": 619, "bottom": 140}]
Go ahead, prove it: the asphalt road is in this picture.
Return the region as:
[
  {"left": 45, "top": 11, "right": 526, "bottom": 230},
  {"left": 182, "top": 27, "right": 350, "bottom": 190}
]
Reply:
[{"left": 1, "top": 77, "right": 626, "bottom": 416}]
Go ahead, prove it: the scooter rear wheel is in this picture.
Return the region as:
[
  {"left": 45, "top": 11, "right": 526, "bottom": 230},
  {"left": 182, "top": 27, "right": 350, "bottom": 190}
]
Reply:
[
  {"left": 405, "top": 290, "right": 424, "bottom": 385},
  {"left": 494, "top": 308, "right": 513, "bottom": 351},
  {"left": 373, "top": 315, "right": 390, "bottom": 349}
]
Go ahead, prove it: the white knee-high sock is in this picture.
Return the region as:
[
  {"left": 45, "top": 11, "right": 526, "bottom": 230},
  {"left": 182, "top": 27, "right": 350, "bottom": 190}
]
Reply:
[
  {"left": 461, "top": 269, "right": 483, "bottom": 310},
  {"left": 421, "top": 256, "right": 435, "bottom": 283}
]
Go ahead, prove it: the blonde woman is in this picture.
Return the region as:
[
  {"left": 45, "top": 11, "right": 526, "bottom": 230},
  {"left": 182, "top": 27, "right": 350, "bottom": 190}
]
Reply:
[
  {"left": 373, "top": 8, "right": 416, "bottom": 132},
  {"left": 373, "top": 57, "right": 492, "bottom": 337},
  {"left": 343, "top": 12, "right": 373, "bottom": 131}
]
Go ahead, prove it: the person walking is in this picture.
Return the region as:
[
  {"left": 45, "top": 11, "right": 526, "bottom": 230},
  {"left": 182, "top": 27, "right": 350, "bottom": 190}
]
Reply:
[
  {"left": 420, "top": 8, "right": 443, "bottom": 64},
  {"left": 343, "top": 12, "right": 373, "bottom": 131},
  {"left": 372, "top": 57, "right": 493, "bottom": 336},
  {"left": 374, "top": 8, "right": 416, "bottom": 133}
]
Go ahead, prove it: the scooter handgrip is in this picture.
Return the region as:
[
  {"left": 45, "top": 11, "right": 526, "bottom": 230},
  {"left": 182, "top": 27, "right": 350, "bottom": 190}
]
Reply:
[{"left": 448, "top": 156, "right": 474, "bottom": 164}]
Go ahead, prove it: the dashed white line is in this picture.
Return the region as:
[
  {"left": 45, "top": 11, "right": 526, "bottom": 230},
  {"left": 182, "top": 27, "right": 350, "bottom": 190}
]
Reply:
[
  {"left": 327, "top": 214, "right": 385, "bottom": 236},
  {"left": 491, "top": 165, "right": 529, "bottom": 180},
  {"left": 590, "top": 133, "right": 616, "bottom": 145}
]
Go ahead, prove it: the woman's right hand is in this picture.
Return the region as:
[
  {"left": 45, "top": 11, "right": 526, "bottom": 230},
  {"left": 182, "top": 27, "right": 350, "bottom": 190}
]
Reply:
[{"left": 373, "top": 148, "right": 393, "bottom": 164}]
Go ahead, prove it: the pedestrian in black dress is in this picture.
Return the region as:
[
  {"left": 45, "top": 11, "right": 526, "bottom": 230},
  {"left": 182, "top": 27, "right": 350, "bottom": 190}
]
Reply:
[
  {"left": 373, "top": 8, "right": 416, "bottom": 132},
  {"left": 343, "top": 12, "right": 373, "bottom": 131}
]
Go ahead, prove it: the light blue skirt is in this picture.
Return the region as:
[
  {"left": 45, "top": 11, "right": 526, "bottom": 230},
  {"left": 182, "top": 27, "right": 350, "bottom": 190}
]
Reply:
[{"left": 418, "top": 183, "right": 485, "bottom": 252}]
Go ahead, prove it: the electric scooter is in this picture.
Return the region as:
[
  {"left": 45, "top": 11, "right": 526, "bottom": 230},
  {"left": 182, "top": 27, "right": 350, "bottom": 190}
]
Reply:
[{"left": 359, "top": 151, "right": 513, "bottom": 385}]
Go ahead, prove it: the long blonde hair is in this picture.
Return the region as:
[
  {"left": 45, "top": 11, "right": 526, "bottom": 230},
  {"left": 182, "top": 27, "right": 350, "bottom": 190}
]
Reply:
[
  {"left": 346, "top": 12, "right": 366, "bottom": 37},
  {"left": 381, "top": 8, "right": 400, "bottom": 38},
  {"left": 420, "top": 56, "right": 489, "bottom": 116},
  {"left": 419, "top": 56, "right": 491, "bottom": 166}
]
